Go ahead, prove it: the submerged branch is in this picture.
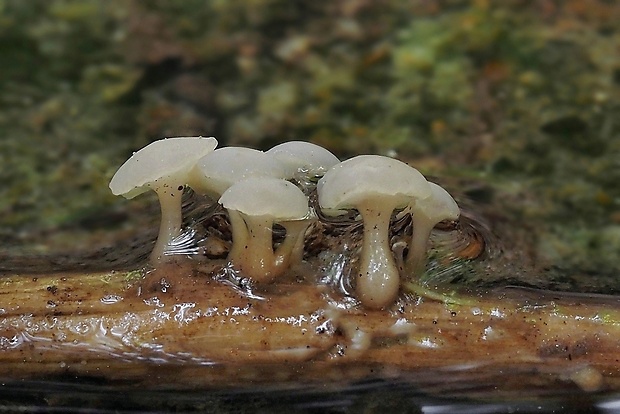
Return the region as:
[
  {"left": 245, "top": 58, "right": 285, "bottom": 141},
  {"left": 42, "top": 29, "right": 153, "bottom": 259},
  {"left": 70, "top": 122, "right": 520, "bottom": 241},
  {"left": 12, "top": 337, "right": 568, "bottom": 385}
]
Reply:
[{"left": 1, "top": 262, "right": 620, "bottom": 396}]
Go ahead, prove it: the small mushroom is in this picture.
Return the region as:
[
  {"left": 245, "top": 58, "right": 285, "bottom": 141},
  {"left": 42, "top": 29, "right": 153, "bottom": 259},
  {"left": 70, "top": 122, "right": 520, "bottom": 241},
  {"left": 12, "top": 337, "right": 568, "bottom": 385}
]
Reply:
[
  {"left": 405, "top": 182, "right": 460, "bottom": 276},
  {"left": 191, "top": 147, "right": 288, "bottom": 198},
  {"left": 266, "top": 141, "right": 340, "bottom": 186},
  {"left": 219, "top": 177, "right": 312, "bottom": 282},
  {"left": 317, "top": 155, "right": 432, "bottom": 309},
  {"left": 109, "top": 136, "right": 218, "bottom": 262}
]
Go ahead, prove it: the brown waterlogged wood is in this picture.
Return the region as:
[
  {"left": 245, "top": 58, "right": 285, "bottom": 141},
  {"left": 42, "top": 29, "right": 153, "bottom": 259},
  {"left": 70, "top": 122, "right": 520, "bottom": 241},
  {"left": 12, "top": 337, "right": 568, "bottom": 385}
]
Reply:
[{"left": 1, "top": 260, "right": 619, "bottom": 398}]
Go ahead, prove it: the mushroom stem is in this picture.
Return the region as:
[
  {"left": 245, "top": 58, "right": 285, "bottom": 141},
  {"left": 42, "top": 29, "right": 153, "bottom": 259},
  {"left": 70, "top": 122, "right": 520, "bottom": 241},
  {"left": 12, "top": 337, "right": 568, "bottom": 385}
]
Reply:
[
  {"left": 151, "top": 185, "right": 184, "bottom": 262},
  {"left": 276, "top": 220, "right": 312, "bottom": 268},
  {"left": 229, "top": 214, "right": 278, "bottom": 282},
  {"left": 404, "top": 215, "right": 435, "bottom": 277},
  {"left": 227, "top": 210, "right": 249, "bottom": 263},
  {"left": 356, "top": 200, "right": 401, "bottom": 310},
  {"left": 228, "top": 215, "right": 311, "bottom": 282}
]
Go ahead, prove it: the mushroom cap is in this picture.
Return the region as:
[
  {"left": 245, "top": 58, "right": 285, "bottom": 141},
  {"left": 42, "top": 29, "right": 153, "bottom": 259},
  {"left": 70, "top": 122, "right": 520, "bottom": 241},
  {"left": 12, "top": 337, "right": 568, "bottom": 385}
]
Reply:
[
  {"left": 415, "top": 182, "right": 460, "bottom": 221},
  {"left": 196, "top": 147, "right": 288, "bottom": 196},
  {"left": 266, "top": 141, "right": 340, "bottom": 177},
  {"left": 109, "top": 136, "right": 218, "bottom": 199},
  {"left": 219, "top": 177, "right": 309, "bottom": 220},
  {"left": 317, "top": 155, "right": 432, "bottom": 213}
]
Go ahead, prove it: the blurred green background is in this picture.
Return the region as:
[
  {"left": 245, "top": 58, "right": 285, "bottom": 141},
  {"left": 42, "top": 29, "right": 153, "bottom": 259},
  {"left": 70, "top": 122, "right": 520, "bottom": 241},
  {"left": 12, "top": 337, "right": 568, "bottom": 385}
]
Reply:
[{"left": 0, "top": 0, "right": 618, "bottom": 275}]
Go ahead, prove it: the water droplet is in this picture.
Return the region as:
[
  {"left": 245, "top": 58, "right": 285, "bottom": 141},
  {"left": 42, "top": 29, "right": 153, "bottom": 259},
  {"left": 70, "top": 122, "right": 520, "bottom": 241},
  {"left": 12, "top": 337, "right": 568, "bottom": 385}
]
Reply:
[
  {"left": 143, "top": 297, "right": 165, "bottom": 308},
  {"left": 72, "top": 321, "right": 90, "bottom": 335},
  {"left": 100, "top": 294, "right": 123, "bottom": 305}
]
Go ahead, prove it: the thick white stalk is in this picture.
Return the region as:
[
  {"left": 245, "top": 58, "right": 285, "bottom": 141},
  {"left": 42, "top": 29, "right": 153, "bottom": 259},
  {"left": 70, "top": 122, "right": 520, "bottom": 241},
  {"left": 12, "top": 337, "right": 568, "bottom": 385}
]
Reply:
[
  {"left": 238, "top": 215, "right": 277, "bottom": 282},
  {"left": 356, "top": 199, "right": 401, "bottom": 309},
  {"left": 151, "top": 184, "right": 184, "bottom": 263},
  {"left": 276, "top": 220, "right": 312, "bottom": 269},
  {"left": 227, "top": 210, "right": 250, "bottom": 265},
  {"left": 405, "top": 213, "right": 434, "bottom": 277}
]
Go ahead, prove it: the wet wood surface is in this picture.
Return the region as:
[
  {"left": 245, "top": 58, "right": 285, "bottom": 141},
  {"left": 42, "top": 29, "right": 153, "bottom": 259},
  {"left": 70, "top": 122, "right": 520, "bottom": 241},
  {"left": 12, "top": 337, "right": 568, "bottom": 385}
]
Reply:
[{"left": 1, "top": 261, "right": 619, "bottom": 399}]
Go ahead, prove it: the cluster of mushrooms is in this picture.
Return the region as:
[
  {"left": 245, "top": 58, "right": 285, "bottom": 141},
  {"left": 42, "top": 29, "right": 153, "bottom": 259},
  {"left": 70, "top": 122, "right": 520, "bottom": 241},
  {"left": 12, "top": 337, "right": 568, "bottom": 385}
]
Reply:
[{"left": 110, "top": 137, "right": 460, "bottom": 309}]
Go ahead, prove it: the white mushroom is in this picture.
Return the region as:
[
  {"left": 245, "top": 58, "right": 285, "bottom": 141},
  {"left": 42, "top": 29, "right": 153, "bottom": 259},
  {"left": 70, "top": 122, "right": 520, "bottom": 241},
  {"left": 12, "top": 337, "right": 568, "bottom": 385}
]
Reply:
[
  {"left": 109, "top": 136, "right": 218, "bottom": 262},
  {"left": 405, "top": 182, "right": 460, "bottom": 276},
  {"left": 219, "top": 177, "right": 312, "bottom": 282},
  {"left": 266, "top": 141, "right": 340, "bottom": 181},
  {"left": 317, "top": 155, "right": 432, "bottom": 309},
  {"left": 190, "top": 147, "right": 288, "bottom": 198}
]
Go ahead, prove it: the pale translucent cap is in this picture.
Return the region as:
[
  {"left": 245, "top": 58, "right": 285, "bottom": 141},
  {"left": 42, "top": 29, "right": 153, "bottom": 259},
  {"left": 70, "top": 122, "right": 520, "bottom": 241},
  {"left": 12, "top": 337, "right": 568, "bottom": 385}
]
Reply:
[
  {"left": 415, "top": 182, "right": 460, "bottom": 221},
  {"left": 219, "top": 177, "right": 309, "bottom": 220},
  {"left": 266, "top": 141, "right": 340, "bottom": 177},
  {"left": 109, "top": 137, "right": 218, "bottom": 199},
  {"left": 196, "top": 147, "right": 288, "bottom": 196},
  {"left": 317, "top": 155, "right": 432, "bottom": 213}
]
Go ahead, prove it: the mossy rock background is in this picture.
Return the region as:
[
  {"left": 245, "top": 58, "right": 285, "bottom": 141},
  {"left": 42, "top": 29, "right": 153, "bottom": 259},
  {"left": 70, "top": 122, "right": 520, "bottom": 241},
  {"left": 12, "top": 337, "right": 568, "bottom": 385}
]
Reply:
[{"left": 0, "top": 0, "right": 618, "bottom": 278}]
